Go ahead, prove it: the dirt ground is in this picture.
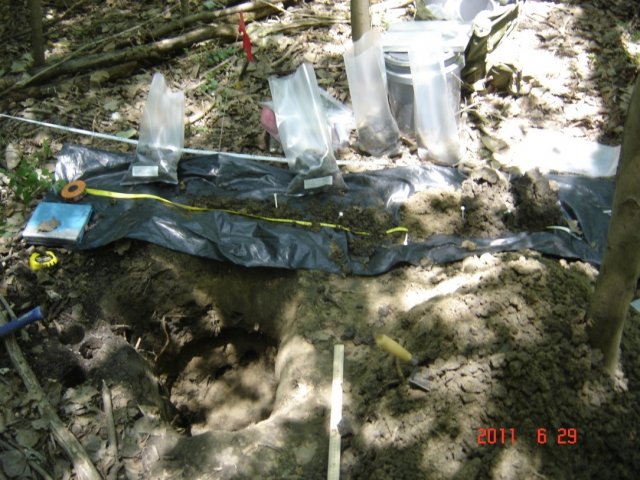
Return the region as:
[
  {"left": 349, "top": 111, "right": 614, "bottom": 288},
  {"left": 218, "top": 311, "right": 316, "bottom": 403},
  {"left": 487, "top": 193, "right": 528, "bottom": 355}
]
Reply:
[{"left": 1, "top": 1, "right": 640, "bottom": 479}]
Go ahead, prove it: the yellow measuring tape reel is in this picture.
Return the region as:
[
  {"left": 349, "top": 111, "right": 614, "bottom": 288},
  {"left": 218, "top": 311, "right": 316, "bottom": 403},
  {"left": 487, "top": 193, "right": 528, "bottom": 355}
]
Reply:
[
  {"left": 63, "top": 182, "right": 409, "bottom": 237},
  {"left": 29, "top": 251, "right": 59, "bottom": 271}
]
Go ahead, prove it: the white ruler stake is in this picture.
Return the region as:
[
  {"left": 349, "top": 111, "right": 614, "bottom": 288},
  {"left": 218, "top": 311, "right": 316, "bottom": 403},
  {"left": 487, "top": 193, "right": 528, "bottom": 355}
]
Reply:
[{"left": 327, "top": 344, "right": 344, "bottom": 480}]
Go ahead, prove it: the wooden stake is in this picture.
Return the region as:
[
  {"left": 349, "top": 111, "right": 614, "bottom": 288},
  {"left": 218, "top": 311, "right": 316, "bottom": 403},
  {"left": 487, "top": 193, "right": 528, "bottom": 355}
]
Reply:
[{"left": 327, "top": 344, "right": 344, "bottom": 480}]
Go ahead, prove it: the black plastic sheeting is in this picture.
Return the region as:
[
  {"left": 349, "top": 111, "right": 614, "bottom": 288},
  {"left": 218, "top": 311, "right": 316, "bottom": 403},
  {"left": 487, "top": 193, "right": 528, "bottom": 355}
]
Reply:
[{"left": 52, "top": 144, "right": 614, "bottom": 275}]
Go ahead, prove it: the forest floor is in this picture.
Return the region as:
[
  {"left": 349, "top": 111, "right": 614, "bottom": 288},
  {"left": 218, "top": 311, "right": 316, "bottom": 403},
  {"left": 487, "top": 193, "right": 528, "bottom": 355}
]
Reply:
[{"left": 1, "top": 0, "right": 640, "bottom": 479}]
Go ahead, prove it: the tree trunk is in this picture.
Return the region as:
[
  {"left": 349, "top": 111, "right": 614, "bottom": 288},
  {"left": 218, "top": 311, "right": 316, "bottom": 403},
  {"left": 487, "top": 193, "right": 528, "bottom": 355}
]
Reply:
[
  {"left": 587, "top": 74, "right": 640, "bottom": 373},
  {"left": 350, "top": 0, "right": 371, "bottom": 41},
  {"left": 28, "top": 0, "right": 45, "bottom": 67},
  {"left": 181, "top": 0, "right": 190, "bottom": 16}
]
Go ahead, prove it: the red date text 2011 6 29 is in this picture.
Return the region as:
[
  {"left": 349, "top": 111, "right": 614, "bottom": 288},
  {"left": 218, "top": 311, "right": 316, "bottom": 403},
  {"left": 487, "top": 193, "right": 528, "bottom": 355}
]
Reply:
[{"left": 476, "top": 427, "right": 578, "bottom": 445}]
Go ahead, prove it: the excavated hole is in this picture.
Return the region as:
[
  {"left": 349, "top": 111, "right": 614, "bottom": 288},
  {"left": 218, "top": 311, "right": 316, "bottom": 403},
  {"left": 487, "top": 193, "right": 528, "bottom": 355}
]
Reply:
[{"left": 157, "top": 327, "right": 279, "bottom": 435}]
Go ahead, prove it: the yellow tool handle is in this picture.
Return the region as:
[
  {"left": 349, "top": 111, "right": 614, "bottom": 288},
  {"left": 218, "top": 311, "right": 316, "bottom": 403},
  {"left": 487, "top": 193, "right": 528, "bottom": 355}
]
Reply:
[{"left": 375, "top": 334, "right": 413, "bottom": 363}]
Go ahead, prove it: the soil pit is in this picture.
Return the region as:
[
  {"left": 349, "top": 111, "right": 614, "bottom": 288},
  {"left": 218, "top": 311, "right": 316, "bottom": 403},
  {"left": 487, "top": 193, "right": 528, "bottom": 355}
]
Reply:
[
  {"left": 3, "top": 243, "right": 639, "bottom": 479},
  {"left": 159, "top": 328, "right": 278, "bottom": 435}
]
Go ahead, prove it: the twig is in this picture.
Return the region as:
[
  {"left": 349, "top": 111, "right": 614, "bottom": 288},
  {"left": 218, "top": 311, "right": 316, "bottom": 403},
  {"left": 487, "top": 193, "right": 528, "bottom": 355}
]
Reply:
[
  {"left": 187, "top": 55, "right": 237, "bottom": 93},
  {"left": 101, "top": 380, "right": 122, "bottom": 480},
  {"left": 258, "top": 0, "right": 288, "bottom": 15},
  {"left": 155, "top": 315, "right": 171, "bottom": 363},
  {"left": 28, "top": 458, "right": 54, "bottom": 480},
  {"left": 101, "top": 381, "right": 118, "bottom": 459},
  {"left": 188, "top": 99, "right": 219, "bottom": 125},
  {"left": 0, "top": 297, "right": 102, "bottom": 480}
]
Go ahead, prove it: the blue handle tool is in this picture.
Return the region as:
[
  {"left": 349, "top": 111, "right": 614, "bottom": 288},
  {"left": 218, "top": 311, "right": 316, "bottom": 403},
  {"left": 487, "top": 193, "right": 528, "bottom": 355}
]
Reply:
[{"left": 0, "top": 307, "right": 43, "bottom": 338}]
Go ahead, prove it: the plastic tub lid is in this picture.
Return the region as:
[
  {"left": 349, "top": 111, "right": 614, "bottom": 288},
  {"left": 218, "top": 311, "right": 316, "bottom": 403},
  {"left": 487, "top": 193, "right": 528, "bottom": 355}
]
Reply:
[
  {"left": 384, "top": 50, "right": 460, "bottom": 69},
  {"left": 382, "top": 21, "right": 472, "bottom": 53}
]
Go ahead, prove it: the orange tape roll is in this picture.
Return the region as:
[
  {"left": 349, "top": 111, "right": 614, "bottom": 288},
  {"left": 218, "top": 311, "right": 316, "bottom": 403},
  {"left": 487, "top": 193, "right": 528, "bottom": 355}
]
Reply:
[{"left": 60, "top": 180, "right": 87, "bottom": 201}]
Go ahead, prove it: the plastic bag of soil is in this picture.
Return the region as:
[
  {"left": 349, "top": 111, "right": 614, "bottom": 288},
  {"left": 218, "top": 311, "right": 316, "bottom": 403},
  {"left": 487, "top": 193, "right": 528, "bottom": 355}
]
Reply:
[
  {"left": 409, "top": 34, "right": 461, "bottom": 165},
  {"left": 122, "top": 72, "right": 185, "bottom": 185},
  {"left": 268, "top": 63, "right": 346, "bottom": 195},
  {"left": 344, "top": 30, "right": 400, "bottom": 156},
  {"left": 260, "top": 88, "right": 354, "bottom": 150}
]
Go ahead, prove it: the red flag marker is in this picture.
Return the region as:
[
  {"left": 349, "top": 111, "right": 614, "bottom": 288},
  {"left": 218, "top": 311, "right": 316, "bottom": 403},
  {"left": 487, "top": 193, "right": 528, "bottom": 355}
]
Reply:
[{"left": 238, "top": 13, "right": 253, "bottom": 62}]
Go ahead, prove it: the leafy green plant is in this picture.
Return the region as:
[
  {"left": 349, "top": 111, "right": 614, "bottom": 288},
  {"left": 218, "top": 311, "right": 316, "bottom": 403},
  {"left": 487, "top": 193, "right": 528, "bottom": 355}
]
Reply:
[
  {"left": 5, "top": 141, "right": 56, "bottom": 205},
  {"left": 201, "top": 74, "right": 219, "bottom": 94},
  {"left": 203, "top": 0, "right": 224, "bottom": 11},
  {"left": 199, "top": 47, "right": 238, "bottom": 94},
  {"left": 206, "top": 46, "right": 237, "bottom": 66}
]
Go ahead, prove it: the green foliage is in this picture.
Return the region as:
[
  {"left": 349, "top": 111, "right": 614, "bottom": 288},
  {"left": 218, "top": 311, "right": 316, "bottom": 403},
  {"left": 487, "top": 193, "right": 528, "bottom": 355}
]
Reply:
[
  {"left": 203, "top": 1, "right": 225, "bottom": 11},
  {"left": 10, "top": 52, "right": 34, "bottom": 74},
  {"left": 201, "top": 75, "right": 219, "bottom": 93},
  {"left": 199, "top": 47, "right": 237, "bottom": 94},
  {"left": 205, "top": 46, "right": 237, "bottom": 66},
  {"left": 5, "top": 141, "right": 57, "bottom": 205}
]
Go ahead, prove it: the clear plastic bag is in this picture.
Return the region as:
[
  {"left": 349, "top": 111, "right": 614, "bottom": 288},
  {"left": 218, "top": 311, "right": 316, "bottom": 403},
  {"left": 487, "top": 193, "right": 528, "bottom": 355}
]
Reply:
[
  {"left": 319, "top": 88, "right": 355, "bottom": 150},
  {"left": 122, "top": 73, "right": 185, "bottom": 185},
  {"left": 260, "top": 88, "right": 354, "bottom": 150},
  {"left": 344, "top": 30, "right": 400, "bottom": 156},
  {"left": 409, "top": 35, "right": 461, "bottom": 165},
  {"left": 268, "top": 63, "right": 346, "bottom": 195}
]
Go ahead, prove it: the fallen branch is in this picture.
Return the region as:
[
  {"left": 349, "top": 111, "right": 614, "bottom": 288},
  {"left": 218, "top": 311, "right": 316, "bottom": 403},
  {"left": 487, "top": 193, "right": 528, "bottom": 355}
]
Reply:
[
  {"left": 250, "top": 16, "right": 347, "bottom": 38},
  {"left": 14, "top": 23, "right": 235, "bottom": 89},
  {"left": 2, "top": 4, "right": 285, "bottom": 94},
  {"left": 0, "top": 60, "right": 141, "bottom": 109},
  {"left": 0, "top": 298, "right": 102, "bottom": 480},
  {"left": 2, "top": 6, "right": 172, "bottom": 95},
  {"left": 148, "top": 0, "right": 280, "bottom": 40},
  {"left": 1, "top": 6, "right": 339, "bottom": 99}
]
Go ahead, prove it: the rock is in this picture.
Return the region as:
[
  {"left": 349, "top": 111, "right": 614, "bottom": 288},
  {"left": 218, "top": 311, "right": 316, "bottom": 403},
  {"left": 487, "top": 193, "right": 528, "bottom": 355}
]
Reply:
[
  {"left": 3, "top": 143, "right": 20, "bottom": 170},
  {"left": 489, "top": 355, "right": 506, "bottom": 369},
  {"left": 461, "top": 240, "right": 477, "bottom": 251},
  {"left": 459, "top": 376, "right": 485, "bottom": 394},
  {"left": 294, "top": 440, "right": 317, "bottom": 465},
  {"left": 341, "top": 326, "right": 356, "bottom": 341},
  {"left": 511, "top": 256, "right": 542, "bottom": 276}
]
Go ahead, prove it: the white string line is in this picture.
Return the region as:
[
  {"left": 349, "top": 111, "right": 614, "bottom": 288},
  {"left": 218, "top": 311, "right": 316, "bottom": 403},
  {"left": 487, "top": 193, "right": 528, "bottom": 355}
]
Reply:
[{"left": 0, "top": 113, "right": 396, "bottom": 167}]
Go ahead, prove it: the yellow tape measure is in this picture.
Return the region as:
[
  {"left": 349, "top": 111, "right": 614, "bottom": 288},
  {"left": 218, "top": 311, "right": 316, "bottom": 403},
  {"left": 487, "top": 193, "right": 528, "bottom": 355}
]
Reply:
[
  {"left": 63, "top": 182, "right": 409, "bottom": 237},
  {"left": 29, "top": 251, "right": 59, "bottom": 271}
]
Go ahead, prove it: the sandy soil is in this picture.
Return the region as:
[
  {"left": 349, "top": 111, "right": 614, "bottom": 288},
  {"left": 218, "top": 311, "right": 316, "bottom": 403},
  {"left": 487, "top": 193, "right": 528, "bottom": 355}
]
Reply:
[{"left": 1, "top": 1, "right": 640, "bottom": 479}]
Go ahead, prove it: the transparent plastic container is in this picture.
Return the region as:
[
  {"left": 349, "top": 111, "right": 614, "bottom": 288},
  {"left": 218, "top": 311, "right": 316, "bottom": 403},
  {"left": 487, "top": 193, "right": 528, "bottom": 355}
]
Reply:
[
  {"left": 385, "top": 50, "right": 463, "bottom": 136},
  {"left": 344, "top": 30, "right": 400, "bottom": 156}
]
